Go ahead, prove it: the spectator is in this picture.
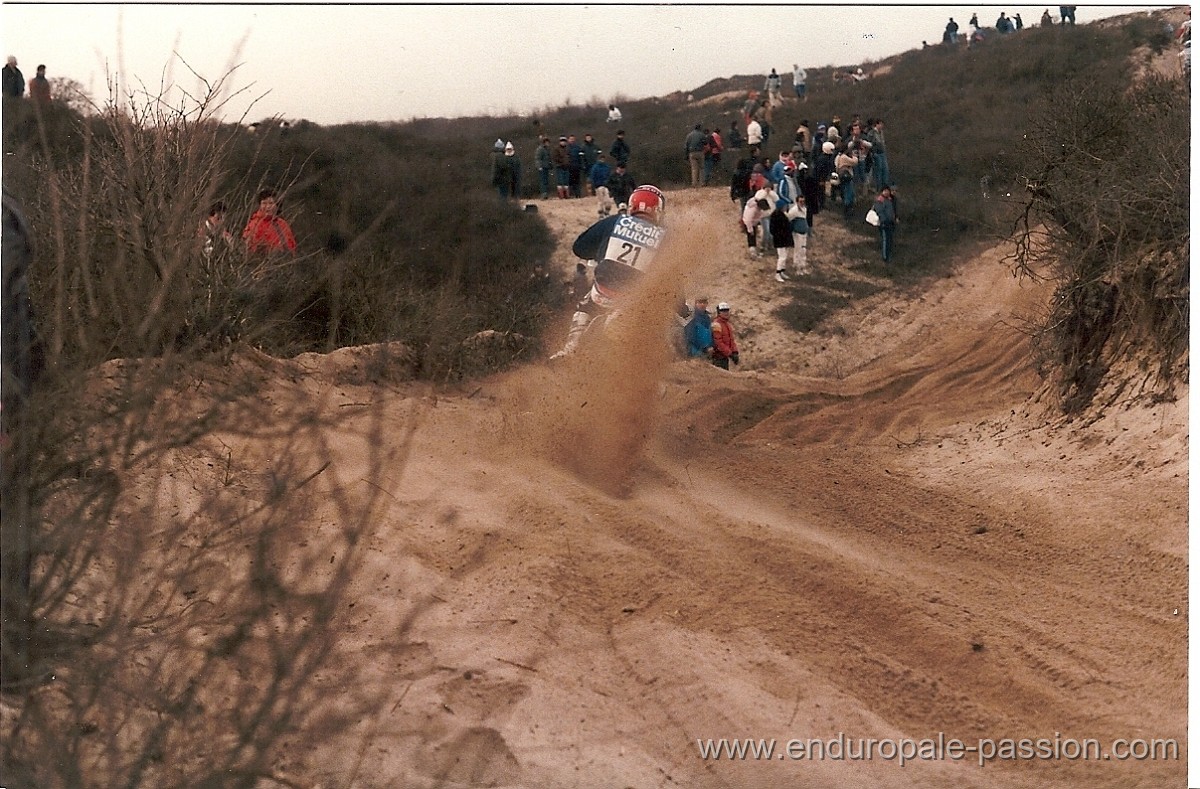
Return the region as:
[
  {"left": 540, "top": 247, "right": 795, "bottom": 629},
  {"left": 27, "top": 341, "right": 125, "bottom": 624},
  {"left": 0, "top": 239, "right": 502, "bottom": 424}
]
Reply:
[
  {"left": 1041, "top": 8, "right": 1054, "bottom": 26},
  {"left": 1059, "top": 6, "right": 1076, "bottom": 25},
  {"left": 815, "top": 139, "right": 836, "bottom": 200},
  {"left": 834, "top": 144, "right": 860, "bottom": 219},
  {"left": 605, "top": 162, "right": 636, "bottom": 211},
  {"left": 609, "top": 129, "right": 630, "bottom": 167},
  {"left": 742, "top": 90, "right": 759, "bottom": 127},
  {"left": 581, "top": 133, "right": 601, "bottom": 193},
  {"left": 792, "top": 64, "right": 807, "bottom": 102},
  {"left": 768, "top": 200, "right": 795, "bottom": 282},
  {"left": 794, "top": 120, "right": 812, "bottom": 162},
  {"left": 590, "top": 153, "right": 613, "bottom": 217},
  {"left": 791, "top": 193, "right": 811, "bottom": 276},
  {"left": 242, "top": 189, "right": 297, "bottom": 255},
  {"left": 684, "top": 123, "right": 707, "bottom": 188},
  {"left": 970, "top": 12, "right": 981, "bottom": 32},
  {"left": 552, "top": 135, "right": 571, "bottom": 199},
  {"left": 28, "top": 64, "right": 49, "bottom": 106},
  {"left": 1014, "top": 13, "right": 1024, "bottom": 30},
  {"left": 996, "top": 12, "right": 1013, "bottom": 33},
  {"left": 865, "top": 118, "right": 889, "bottom": 194},
  {"left": 567, "top": 134, "right": 585, "bottom": 198},
  {"left": 491, "top": 139, "right": 510, "bottom": 199},
  {"left": 710, "top": 302, "right": 740, "bottom": 370},
  {"left": 755, "top": 100, "right": 772, "bottom": 145},
  {"left": 769, "top": 149, "right": 794, "bottom": 187},
  {"left": 199, "top": 200, "right": 235, "bottom": 261},
  {"left": 741, "top": 192, "right": 771, "bottom": 258},
  {"left": 800, "top": 163, "right": 823, "bottom": 232},
  {"left": 502, "top": 141, "right": 521, "bottom": 201},
  {"left": 944, "top": 17, "right": 960, "bottom": 44},
  {"left": 535, "top": 136, "right": 552, "bottom": 199},
  {"left": 730, "top": 153, "right": 755, "bottom": 216},
  {"left": 727, "top": 120, "right": 744, "bottom": 150},
  {"left": 748, "top": 159, "right": 767, "bottom": 192},
  {"left": 2, "top": 56, "right": 23, "bottom": 99},
  {"left": 703, "top": 126, "right": 723, "bottom": 185},
  {"left": 746, "top": 115, "right": 763, "bottom": 148},
  {"left": 683, "top": 297, "right": 714, "bottom": 359},
  {"left": 873, "top": 184, "right": 898, "bottom": 264},
  {"left": 606, "top": 104, "right": 622, "bottom": 123},
  {"left": 764, "top": 68, "right": 783, "bottom": 108}
]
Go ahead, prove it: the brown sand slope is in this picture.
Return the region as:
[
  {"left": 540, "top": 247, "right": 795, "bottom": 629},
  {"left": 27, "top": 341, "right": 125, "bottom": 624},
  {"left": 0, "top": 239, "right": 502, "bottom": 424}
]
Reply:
[{"left": 143, "top": 187, "right": 1189, "bottom": 787}]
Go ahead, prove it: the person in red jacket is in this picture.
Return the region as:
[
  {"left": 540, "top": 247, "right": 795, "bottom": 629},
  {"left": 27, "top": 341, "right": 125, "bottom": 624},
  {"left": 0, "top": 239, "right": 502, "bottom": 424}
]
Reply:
[
  {"left": 711, "top": 302, "right": 740, "bottom": 370},
  {"left": 242, "top": 189, "right": 297, "bottom": 254}
]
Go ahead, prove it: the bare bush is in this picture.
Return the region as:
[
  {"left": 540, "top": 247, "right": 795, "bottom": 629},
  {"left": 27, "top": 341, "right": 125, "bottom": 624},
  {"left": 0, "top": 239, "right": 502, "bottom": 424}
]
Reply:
[
  {"left": 1, "top": 72, "right": 404, "bottom": 787},
  {"left": 1008, "top": 71, "right": 1189, "bottom": 412}
]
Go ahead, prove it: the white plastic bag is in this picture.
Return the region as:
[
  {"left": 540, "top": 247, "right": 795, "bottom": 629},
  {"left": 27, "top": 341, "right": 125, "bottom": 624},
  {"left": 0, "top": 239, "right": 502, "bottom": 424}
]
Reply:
[{"left": 865, "top": 208, "right": 880, "bottom": 227}]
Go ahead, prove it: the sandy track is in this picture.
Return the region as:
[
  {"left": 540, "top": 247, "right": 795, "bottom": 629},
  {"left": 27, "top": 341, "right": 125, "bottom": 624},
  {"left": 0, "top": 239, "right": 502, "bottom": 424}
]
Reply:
[{"left": 133, "top": 187, "right": 1185, "bottom": 787}]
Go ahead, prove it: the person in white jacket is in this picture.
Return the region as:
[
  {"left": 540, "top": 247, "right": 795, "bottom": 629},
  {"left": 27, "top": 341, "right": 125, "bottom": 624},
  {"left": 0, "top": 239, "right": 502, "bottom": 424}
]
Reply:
[
  {"left": 746, "top": 117, "right": 763, "bottom": 148},
  {"left": 741, "top": 192, "right": 771, "bottom": 258}
]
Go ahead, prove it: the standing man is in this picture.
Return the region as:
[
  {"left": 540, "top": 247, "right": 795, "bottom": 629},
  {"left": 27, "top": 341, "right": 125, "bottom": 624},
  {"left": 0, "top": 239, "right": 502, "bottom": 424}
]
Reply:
[
  {"left": 764, "top": 68, "right": 783, "bottom": 108},
  {"left": 746, "top": 115, "right": 763, "bottom": 149},
  {"left": 567, "top": 134, "right": 585, "bottom": 198},
  {"left": 589, "top": 153, "right": 613, "bottom": 217},
  {"left": 727, "top": 120, "right": 744, "bottom": 150},
  {"left": 552, "top": 135, "right": 571, "bottom": 199},
  {"left": 28, "top": 64, "right": 50, "bottom": 106},
  {"left": 581, "top": 133, "right": 601, "bottom": 194},
  {"left": 535, "top": 136, "right": 552, "bottom": 200},
  {"left": 944, "top": 18, "right": 960, "bottom": 44},
  {"left": 742, "top": 91, "right": 759, "bottom": 127},
  {"left": 684, "top": 123, "right": 707, "bottom": 188},
  {"left": 703, "top": 127, "right": 722, "bottom": 186},
  {"left": 502, "top": 141, "right": 521, "bottom": 202},
  {"left": 683, "top": 296, "right": 714, "bottom": 359},
  {"left": 605, "top": 161, "right": 636, "bottom": 209},
  {"left": 865, "top": 118, "right": 889, "bottom": 194},
  {"left": 2, "top": 56, "right": 24, "bottom": 100},
  {"left": 609, "top": 129, "right": 631, "bottom": 167},
  {"left": 873, "top": 184, "right": 898, "bottom": 264},
  {"left": 491, "top": 139, "right": 511, "bottom": 200},
  {"left": 710, "top": 303, "right": 740, "bottom": 370},
  {"left": 792, "top": 64, "right": 807, "bottom": 102}
]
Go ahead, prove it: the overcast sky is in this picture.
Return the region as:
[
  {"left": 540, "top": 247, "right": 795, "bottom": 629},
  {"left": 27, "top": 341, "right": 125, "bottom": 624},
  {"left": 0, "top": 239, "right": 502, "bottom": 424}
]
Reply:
[{"left": 2, "top": 3, "right": 1168, "bottom": 125}]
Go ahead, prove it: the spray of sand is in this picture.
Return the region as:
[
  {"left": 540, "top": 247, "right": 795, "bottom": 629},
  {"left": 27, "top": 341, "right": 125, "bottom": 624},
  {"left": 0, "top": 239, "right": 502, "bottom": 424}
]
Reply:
[{"left": 496, "top": 207, "right": 718, "bottom": 496}]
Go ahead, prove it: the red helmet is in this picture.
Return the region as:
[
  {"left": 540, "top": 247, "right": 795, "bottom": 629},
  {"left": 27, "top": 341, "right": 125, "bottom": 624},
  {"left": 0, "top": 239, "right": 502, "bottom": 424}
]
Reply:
[{"left": 628, "top": 185, "right": 666, "bottom": 222}]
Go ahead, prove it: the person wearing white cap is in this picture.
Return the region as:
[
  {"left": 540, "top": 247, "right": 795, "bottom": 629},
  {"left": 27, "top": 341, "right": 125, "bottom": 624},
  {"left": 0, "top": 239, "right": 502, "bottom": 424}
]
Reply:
[{"left": 711, "top": 303, "right": 740, "bottom": 369}]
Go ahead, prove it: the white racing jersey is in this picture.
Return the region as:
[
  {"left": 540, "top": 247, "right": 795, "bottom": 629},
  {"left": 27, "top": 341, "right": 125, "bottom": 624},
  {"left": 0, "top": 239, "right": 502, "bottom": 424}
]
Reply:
[{"left": 600, "top": 214, "right": 664, "bottom": 272}]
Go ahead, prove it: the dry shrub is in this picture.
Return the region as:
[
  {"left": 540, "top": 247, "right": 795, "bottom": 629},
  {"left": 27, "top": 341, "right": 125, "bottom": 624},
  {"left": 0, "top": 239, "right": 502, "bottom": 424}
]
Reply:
[
  {"left": 1009, "top": 71, "right": 1189, "bottom": 412},
  {"left": 1, "top": 73, "right": 409, "bottom": 787}
]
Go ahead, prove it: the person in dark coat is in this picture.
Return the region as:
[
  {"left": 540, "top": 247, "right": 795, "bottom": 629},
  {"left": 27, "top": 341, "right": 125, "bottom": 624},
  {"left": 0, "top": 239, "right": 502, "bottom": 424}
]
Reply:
[
  {"left": 605, "top": 162, "right": 637, "bottom": 208},
  {"left": 609, "top": 129, "right": 631, "bottom": 167},
  {"left": 2, "top": 56, "right": 24, "bottom": 99}
]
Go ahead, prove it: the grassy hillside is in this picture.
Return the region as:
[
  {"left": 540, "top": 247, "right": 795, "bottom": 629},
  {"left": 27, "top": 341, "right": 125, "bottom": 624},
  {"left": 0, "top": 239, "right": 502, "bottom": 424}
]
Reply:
[{"left": 435, "top": 11, "right": 1179, "bottom": 271}]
